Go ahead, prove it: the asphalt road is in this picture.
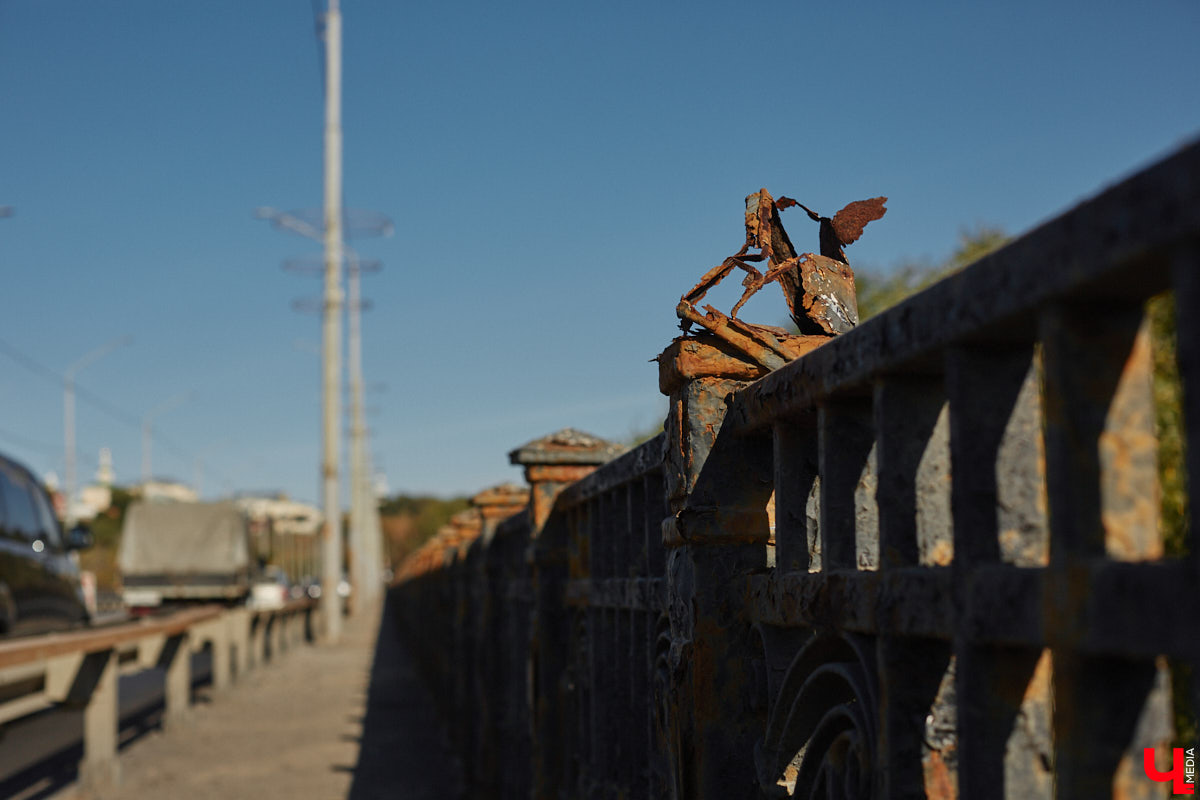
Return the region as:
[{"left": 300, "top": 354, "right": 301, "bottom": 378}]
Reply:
[{"left": 0, "top": 651, "right": 214, "bottom": 800}]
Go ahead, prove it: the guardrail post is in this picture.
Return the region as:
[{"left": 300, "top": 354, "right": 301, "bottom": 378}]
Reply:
[
  {"left": 272, "top": 613, "right": 287, "bottom": 657},
  {"left": 76, "top": 649, "right": 120, "bottom": 791},
  {"left": 292, "top": 608, "right": 304, "bottom": 646},
  {"left": 162, "top": 633, "right": 191, "bottom": 729},
  {"left": 229, "top": 607, "right": 251, "bottom": 678},
  {"left": 249, "top": 613, "right": 266, "bottom": 667},
  {"left": 211, "top": 617, "right": 232, "bottom": 691}
]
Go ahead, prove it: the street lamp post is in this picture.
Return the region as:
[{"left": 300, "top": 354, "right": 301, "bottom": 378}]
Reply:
[
  {"left": 321, "top": 0, "right": 345, "bottom": 642},
  {"left": 64, "top": 336, "right": 132, "bottom": 521}
]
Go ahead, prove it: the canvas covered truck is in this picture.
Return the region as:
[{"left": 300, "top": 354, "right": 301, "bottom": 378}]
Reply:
[{"left": 118, "top": 501, "right": 254, "bottom": 609}]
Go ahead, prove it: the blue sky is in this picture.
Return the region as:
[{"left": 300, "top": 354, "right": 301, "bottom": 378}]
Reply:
[{"left": 1, "top": 1, "right": 1198, "bottom": 503}]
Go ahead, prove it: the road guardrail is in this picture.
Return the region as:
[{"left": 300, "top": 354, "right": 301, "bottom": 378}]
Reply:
[{"left": 0, "top": 598, "right": 316, "bottom": 794}]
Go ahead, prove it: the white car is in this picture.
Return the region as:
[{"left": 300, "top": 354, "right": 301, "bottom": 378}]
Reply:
[{"left": 248, "top": 568, "right": 290, "bottom": 611}]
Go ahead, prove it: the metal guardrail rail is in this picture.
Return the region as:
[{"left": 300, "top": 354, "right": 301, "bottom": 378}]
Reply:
[{"left": 0, "top": 598, "right": 315, "bottom": 793}]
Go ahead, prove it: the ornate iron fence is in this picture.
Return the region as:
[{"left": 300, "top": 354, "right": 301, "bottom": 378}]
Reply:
[{"left": 392, "top": 138, "right": 1200, "bottom": 799}]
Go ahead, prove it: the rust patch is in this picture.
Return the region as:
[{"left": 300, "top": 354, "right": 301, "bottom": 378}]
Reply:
[
  {"left": 922, "top": 747, "right": 957, "bottom": 800},
  {"left": 656, "top": 333, "right": 828, "bottom": 395},
  {"left": 831, "top": 197, "right": 888, "bottom": 248}
]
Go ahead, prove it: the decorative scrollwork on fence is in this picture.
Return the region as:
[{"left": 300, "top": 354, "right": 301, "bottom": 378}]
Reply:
[
  {"left": 756, "top": 632, "right": 879, "bottom": 799},
  {"left": 652, "top": 613, "right": 692, "bottom": 800}
]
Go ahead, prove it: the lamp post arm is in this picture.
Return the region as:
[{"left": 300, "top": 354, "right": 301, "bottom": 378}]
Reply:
[{"left": 63, "top": 335, "right": 133, "bottom": 521}]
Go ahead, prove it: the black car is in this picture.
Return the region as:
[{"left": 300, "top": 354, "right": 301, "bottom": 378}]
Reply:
[{"left": 0, "top": 452, "right": 92, "bottom": 636}]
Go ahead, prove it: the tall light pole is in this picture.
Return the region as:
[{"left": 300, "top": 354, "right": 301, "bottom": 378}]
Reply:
[
  {"left": 346, "top": 250, "right": 387, "bottom": 610},
  {"left": 281, "top": 248, "right": 381, "bottom": 615},
  {"left": 321, "top": 0, "right": 345, "bottom": 641},
  {"left": 255, "top": 0, "right": 346, "bottom": 641},
  {"left": 258, "top": 0, "right": 394, "bottom": 637},
  {"left": 141, "top": 393, "right": 190, "bottom": 485},
  {"left": 254, "top": 204, "right": 349, "bottom": 638},
  {"left": 64, "top": 336, "right": 132, "bottom": 521}
]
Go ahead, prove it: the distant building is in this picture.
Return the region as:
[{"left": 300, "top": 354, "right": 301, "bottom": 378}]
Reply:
[
  {"left": 137, "top": 479, "right": 198, "bottom": 504},
  {"left": 233, "top": 494, "right": 323, "bottom": 583},
  {"left": 43, "top": 471, "right": 67, "bottom": 518},
  {"left": 66, "top": 449, "right": 118, "bottom": 521},
  {"left": 76, "top": 485, "right": 112, "bottom": 519},
  {"left": 233, "top": 494, "right": 322, "bottom": 536},
  {"left": 96, "top": 447, "right": 115, "bottom": 486}
]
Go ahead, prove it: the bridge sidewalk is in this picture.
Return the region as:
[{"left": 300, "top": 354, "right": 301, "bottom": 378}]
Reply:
[{"left": 58, "top": 601, "right": 463, "bottom": 800}]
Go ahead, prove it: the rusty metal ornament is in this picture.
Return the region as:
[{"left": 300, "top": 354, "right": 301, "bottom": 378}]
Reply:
[
  {"left": 677, "top": 189, "right": 887, "bottom": 368},
  {"left": 776, "top": 196, "right": 888, "bottom": 264}
]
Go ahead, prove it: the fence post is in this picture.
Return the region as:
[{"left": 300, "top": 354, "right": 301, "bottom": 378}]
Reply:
[
  {"left": 457, "top": 485, "right": 528, "bottom": 790},
  {"left": 509, "top": 430, "right": 624, "bottom": 800},
  {"left": 1040, "top": 303, "right": 1171, "bottom": 797},
  {"left": 657, "top": 334, "right": 787, "bottom": 799}
]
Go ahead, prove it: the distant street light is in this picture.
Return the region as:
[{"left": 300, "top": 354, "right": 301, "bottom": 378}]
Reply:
[
  {"left": 141, "top": 393, "right": 191, "bottom": 484},
  {"left": 64, "top": 336, "right": 133, "bottom": 520}
]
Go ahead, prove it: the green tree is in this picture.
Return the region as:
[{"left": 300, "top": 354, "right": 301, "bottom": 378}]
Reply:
[
  {"left": 77, "top": 486, "right": 135, "bottom": 590},
  {"left": 855, "top": 225, "right": 1008, "bottom": 320},
  {"left": 378, "top": 493, "right": 471, "bottom": 566},
  {"left": 1149, "top": 292, "right": 1195, "bottom": 748}
]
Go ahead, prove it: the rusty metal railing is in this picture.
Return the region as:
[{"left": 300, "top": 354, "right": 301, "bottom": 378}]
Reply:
[
  {"left": 544, "top": 435, "right": 669, "bottom": 799},
  {"left": 391, "top": 138, "right": 1200, "bottom": 799}
]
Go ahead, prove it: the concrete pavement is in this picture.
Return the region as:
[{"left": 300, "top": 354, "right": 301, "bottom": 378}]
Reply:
[{"left": 52, "top": 600, "right": 462, "bottom": 800}]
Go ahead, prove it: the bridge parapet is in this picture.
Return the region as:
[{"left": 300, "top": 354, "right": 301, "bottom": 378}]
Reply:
[{"left": 392, "top": 138, "right": 1200, "bottom": 799}]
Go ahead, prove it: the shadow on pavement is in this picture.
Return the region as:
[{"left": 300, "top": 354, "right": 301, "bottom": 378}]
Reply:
[
  {"left": 346, "top": 596, "right": 464, "bottom": 800},
  {"left": 0, "top": 658, "right": 213, "bottom": 800},
  {"left": 0, "top": 697, "right": 167, "bottom": 800}
]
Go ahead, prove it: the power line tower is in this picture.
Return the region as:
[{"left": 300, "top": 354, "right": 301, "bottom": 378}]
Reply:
[
  {"left": 320, "top": 0, "right": 345, "bottom": 643},
  {"left": 283, "top": 251, "right": 385, "bottom": 614},
  {"left": 256, "top": 0, "right": 394, "bottom": 638}
]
